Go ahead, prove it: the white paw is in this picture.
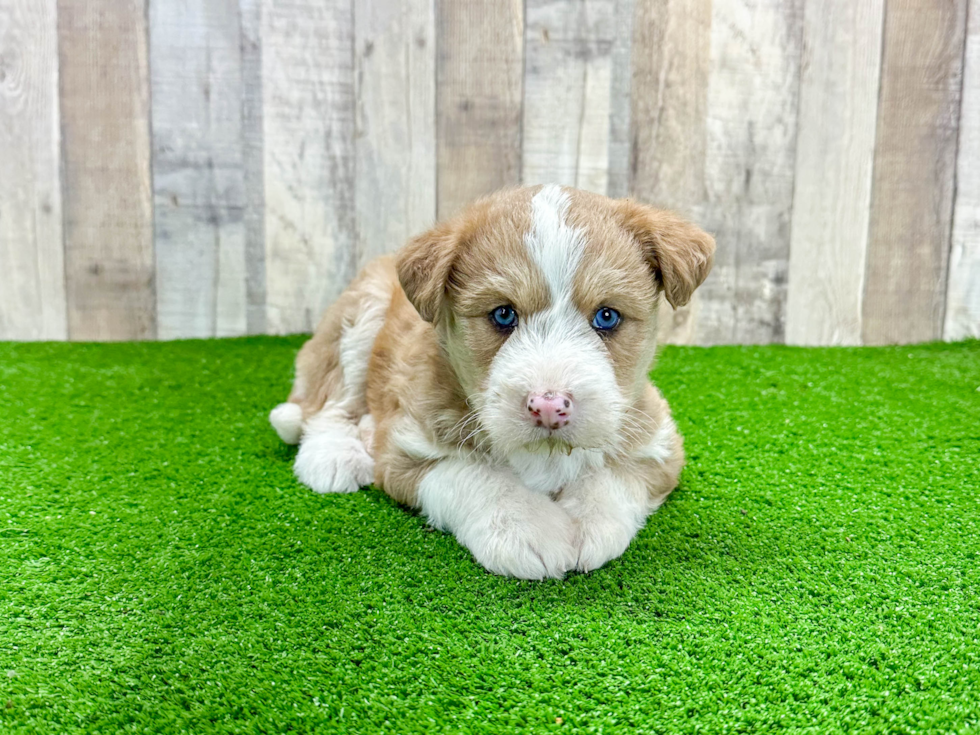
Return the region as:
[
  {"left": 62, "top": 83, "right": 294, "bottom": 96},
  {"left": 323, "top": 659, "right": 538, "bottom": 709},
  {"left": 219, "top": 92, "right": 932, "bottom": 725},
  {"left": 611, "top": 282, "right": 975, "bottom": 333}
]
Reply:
[
  {"left": 294, "top": 433, "right": 374, "bottom": 494},
  {"left": 572, "top": 514, "right": 638, "bottom": 573},
  {"left": 468, "top": 500, "right": 578, "bottom": 580},
  {"left": 270, "top": 402, "right": 303, "bottom": 445}
]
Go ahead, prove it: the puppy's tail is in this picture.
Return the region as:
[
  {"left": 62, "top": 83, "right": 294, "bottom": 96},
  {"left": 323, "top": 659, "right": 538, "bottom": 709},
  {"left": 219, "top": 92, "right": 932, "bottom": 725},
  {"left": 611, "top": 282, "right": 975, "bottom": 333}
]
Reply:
[{"left": 269, "top": 402, "right": 303, "bottom": 445}]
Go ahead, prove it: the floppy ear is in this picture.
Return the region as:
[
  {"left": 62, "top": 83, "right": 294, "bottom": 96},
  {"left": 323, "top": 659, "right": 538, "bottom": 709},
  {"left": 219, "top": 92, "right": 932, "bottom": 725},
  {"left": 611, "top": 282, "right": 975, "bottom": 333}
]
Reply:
[
  {"left": 395, "top": 220, "right": 461, "bottom": 322},
  {"left": 617, "top": 200, "right": 716, "bottom": 308}
]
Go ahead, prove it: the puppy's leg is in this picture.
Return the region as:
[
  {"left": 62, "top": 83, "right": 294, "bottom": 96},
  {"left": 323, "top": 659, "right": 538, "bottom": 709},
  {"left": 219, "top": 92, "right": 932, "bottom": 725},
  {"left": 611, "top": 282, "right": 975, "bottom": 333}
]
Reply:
[
  {"left": 270, "top": 258, "right": 396, "bottom": 493},
  {"left": 292, "top": 297, "right": 390, "bottom": 492},
  {"left": 557, "top": 467, "right": 653, "bottom": 573},
  {"left": 560, "top": 415, "right": 684, "bottom": 572},
  {"left": 294, "top": 405, "right": 375, "bottom": 494},
  {"left": 419, "top": 458, "right": 579, "bottom": 579}
]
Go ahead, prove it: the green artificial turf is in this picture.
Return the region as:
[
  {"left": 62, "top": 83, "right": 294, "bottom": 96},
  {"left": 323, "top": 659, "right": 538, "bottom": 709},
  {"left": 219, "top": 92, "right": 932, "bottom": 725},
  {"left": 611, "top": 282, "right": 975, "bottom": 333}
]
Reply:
[{"left": 1, "top": 337, "right": 978, "bottom": 734}]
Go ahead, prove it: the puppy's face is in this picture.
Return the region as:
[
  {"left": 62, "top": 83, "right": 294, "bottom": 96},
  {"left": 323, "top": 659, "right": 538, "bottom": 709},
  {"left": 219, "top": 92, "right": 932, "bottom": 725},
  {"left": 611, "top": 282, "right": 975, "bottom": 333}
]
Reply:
[{"left": 397, "top": 185, "right": 714, "bottom": 457}]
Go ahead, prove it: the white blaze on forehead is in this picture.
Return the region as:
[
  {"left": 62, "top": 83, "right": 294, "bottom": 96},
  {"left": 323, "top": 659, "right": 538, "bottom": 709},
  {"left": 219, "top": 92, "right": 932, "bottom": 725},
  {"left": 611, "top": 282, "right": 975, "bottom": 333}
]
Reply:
[{"left": 526, "top": 185, "right": 585, "bottom": 298}]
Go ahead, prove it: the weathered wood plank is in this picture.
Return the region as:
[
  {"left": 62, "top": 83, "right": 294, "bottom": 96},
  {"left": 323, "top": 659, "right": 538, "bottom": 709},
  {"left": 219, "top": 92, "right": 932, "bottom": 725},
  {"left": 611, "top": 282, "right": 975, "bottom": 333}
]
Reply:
[
  {"left": 697, "top": 0, "right": 804, "bottom": 345},
  {"left": 606, "top": 0, "right": 634, "bottom": 199},
  {"left": 240, "top": 0, "right": 266, "bottom": 335},
  {"left": 437, "top": 0, "right": 523, "bottom": 218},
  {"left": 354, "top": 0, "right": 436, "bottom": 266},
  {"left": 785, "top": 0, "right": 884, "bottom": 346},
  {"left": 863, "top": 0, "right": 967, "bottom": 345},
  {"left": 150, "top": 0, "right": 247, "bottom": 339},
  {"left": 58, "top": 0, "right": 154, "bottom": 340},
  {"left": 522, "top": 0, "right": 618, "bottom": 194},
  {"left": 945, "top": 0, "right": 980, "bottom": 341},
  {"left": 630, "top": 0, "right": 711, "bottom": 345},
  {"left": 0, "top": 0, "right": 65, "bottom": 340},
  {"left": 262, "top": 0, "right": 356, "bottom": 334}
]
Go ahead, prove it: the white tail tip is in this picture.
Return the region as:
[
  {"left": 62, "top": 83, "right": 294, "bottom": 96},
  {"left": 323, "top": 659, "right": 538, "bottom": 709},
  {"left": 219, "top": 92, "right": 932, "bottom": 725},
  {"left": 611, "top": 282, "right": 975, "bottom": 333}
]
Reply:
[{"left": 270, "top": 402, "right": 303, "bottom": 445}]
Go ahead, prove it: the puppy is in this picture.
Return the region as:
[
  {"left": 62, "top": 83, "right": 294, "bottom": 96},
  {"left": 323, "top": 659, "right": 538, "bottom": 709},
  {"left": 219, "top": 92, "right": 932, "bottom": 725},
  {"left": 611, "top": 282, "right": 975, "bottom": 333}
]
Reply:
[{"left": 269, "top": 185, "right": 714, "bottom": 579}]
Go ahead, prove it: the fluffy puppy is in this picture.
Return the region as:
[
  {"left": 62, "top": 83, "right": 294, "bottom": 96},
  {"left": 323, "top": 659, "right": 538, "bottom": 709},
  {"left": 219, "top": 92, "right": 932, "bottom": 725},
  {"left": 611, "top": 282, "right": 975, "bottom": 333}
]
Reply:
[{"left": 269, "top": 185, "right": 714, "bottom": 579}]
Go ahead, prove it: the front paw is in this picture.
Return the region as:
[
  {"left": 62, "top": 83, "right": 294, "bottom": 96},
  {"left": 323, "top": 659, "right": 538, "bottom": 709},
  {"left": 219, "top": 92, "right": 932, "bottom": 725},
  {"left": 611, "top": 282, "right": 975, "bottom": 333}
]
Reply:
[
  {"left": 294, "top": 434, "right": 374, "bottom": 494},
  {"left": 573, "top": 514, "right": 638, "bottom": 573},
  {"left": 468, "top": 502, "right": 578, "bottom": 580}
]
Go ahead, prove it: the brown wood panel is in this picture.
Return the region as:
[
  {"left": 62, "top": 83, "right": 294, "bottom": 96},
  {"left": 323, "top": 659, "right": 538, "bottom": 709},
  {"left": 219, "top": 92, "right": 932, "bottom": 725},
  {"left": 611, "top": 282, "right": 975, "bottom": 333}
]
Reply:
[
  {"left": 436, "top": 0, "right": 524, "bottom": 218},
  {"left": 58, "top": 0, "right": 155, "bottom": 340},
  {"left": 863, "top": 0, "right": 967, "bottom": 345},
  {"left": 630, "top": 0, "right": 710, "bottom": 344}
]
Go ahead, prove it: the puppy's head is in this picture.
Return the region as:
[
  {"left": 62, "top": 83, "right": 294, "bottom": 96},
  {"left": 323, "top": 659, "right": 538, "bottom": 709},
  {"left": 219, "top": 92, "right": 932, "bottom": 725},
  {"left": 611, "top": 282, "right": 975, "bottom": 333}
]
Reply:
[{"left": 397, "top": 185, "right": 714, "bottom": 456}]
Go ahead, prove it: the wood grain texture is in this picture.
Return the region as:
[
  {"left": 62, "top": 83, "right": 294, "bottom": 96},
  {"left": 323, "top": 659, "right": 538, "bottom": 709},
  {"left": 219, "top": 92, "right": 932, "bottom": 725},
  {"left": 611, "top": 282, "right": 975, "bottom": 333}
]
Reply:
[
  {"left": 150, "top": 0, "right": 247, "bottom": 339},
  {"left": 436, "top": 0, "right": 523, "bottom": 218},
  {"left": 698, "top": 0, "right": 804, "bottom": 345},
  {"left": 630, "top": 0, "right": 711, "bottom": 345},
  {"left": 945, "top": 0, "right": 980, "bottom": 341},
  {"left": 785, "top": 0, "right": 884, "bottom": 346},
  {"left": 606, "top": 0, "right": 634, "bottom": 198},
  {"left": 0, "top": 0, "right": 65, "bottom": 340},
  {"left": 354, "top": 0, "right": 436, "bottom": 267},
  {"left": 262, "top": 0, "right": 357, "bottom": 334},
  {"left": 863, "top": 0, "right": 967, "bottom": 345},
  {"left": 522, "top": 0, "right": 619, "bottom": 194},
  {"left": 240, "top": 0, "right": 266, "bottom": 334},
  {"left": 58, "top": 0, "right": 154, "bottom": 340}
]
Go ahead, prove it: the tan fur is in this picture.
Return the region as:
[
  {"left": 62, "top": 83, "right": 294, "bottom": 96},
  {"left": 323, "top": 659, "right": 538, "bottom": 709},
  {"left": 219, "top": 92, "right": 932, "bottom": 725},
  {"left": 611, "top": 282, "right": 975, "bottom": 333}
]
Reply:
[
  {"left": 614, "top": 383, "right": 686, "bottom": 503},
  {"left": 287, "top": 256, "right": 400, "bottom": 421},
  {"left": 366, "top": 287, "right": 472, "bottom": 505}
]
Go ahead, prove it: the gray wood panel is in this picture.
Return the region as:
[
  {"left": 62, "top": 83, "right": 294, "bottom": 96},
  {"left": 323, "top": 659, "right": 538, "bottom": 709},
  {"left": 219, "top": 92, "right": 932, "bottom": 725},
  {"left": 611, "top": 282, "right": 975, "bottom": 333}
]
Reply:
[
  {"left": 240, "top": 0, "right": 266, "bottom": 335},
  {"left": 59, "top": 0, "right": 155, "bottom": 340},
  {"left": 944, "top": 0, "right": 980, "bottom": 341},
  {"left": 354, "top": 0, "right": 437, "bottom": 267},
  {"left": 150, "top": 0, "right": 247, "bottom": 339},
  {"left": 698, "top": 0, "right": 804, "bottom": 346},
  {"left": 786, "top": 0, "right": 884, "bottom": 346},
  {"left": 863, "top": 0, "right": 967, "bottom": 345},
  {"left": 261, "top": 0, "right": 357, "bottom": 334},
  {"left": 0, "top": 0, "right": 65, "bottom": 340},
  {"left": 522, "top": 0, "right": 619, "bottom": 194}
]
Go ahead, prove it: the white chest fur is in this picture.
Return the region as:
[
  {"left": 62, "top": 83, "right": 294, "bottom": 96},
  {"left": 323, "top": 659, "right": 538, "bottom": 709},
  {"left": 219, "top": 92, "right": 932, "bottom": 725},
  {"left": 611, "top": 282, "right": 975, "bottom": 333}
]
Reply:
[{"left": 507, "top": 446, "right": 605, "bottom": 495}]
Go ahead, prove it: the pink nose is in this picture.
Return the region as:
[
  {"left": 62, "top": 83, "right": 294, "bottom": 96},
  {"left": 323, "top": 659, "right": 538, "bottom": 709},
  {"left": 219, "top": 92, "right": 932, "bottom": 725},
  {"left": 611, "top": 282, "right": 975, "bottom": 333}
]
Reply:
[{"left": 526, "top": 392, "right": 574, "bottom": 430}]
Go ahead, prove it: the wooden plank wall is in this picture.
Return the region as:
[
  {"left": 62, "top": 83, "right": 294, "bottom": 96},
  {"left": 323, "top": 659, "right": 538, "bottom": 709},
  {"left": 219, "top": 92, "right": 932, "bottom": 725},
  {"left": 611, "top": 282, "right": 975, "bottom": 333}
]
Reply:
[{"left": 1, "top": 0, "right": 978, "bottom": 345}]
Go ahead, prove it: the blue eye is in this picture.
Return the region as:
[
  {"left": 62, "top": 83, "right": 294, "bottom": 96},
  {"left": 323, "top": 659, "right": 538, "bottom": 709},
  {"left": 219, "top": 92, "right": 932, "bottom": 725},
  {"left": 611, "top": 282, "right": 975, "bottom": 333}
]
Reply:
[
  {"left": 490, "top": 305, "right": 518, "bottom": 330},
  {"left": 592, "top": 307, "right": 621, "bottom": 331}
]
